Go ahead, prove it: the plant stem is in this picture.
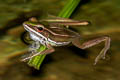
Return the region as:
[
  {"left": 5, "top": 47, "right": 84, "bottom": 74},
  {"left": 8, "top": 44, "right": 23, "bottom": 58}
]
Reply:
[{"left": 28, "top": 0, "right": 81, "bottom": 70}]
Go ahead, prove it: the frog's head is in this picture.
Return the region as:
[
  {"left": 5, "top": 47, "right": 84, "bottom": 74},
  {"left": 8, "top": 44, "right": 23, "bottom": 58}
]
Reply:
[
  {"left": 23, "top": 21, "right": 44, "bottom": 32},
  {"left": 23, "top": 18, "right": 51, "bottom": 40}
]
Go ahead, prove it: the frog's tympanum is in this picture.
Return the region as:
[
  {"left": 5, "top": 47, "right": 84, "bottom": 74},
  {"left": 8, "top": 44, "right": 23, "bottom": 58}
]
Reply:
[{"left": 22, "top": 17, "right": 111, "bottom": 65}]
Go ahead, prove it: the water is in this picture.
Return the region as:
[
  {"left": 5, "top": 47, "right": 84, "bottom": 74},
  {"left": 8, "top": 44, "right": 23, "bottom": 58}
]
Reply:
[{"left": 0, "top": 0, "right": 120, "bottom": 80}]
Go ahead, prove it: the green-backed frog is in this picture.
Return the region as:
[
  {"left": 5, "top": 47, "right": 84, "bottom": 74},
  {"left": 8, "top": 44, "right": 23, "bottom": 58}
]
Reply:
[{"left": 22, "top": 17, "right": 111, "bottom": 65}]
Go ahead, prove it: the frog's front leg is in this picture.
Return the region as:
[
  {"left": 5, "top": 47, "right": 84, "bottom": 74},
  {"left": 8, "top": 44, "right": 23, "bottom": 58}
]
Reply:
[
  {"left": 72, "top": 36, "right": 111, "bottom": 65},
  {"left": 21, "top": 41, "right": 40, "bottom": 61},
  {"left": 21, "top": 44, "right": 55, "bottom": 61},
  {"left": 28, "top": 41, "right": 40, "bottom": 53}
]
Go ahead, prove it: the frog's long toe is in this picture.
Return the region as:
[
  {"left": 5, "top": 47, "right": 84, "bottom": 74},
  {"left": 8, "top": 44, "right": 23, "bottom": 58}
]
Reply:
[{"left": 94, "top": 50, "right": 107, "bottom": 65}]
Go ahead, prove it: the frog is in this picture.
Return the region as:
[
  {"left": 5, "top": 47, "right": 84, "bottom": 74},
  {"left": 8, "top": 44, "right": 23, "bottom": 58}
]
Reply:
[{"left": 22, "top": 17, "right": 111, "bottom": 65}]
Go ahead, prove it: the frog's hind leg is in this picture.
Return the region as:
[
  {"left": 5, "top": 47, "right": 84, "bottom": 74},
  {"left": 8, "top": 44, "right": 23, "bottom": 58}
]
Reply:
[
  {"left": 40, "top": 18, "right": 90, "bottom": 27},
  {"left": 72, "top": 36, "right": 111, "bottom": 65}
]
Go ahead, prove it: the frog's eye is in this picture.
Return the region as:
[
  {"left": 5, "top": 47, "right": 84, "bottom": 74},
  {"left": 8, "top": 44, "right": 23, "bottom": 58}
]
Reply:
[
  {"left": 36, "top": 27, "right": 44, "bottom": 32},
  {"left": 38, "top": 27, "right": 43, "bottom": 31}
]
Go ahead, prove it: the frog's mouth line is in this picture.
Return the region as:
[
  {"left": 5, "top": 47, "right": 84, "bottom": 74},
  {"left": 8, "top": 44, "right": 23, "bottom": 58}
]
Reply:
[{"left": 23, "top": 23, "right": 47, "bottom": 40}]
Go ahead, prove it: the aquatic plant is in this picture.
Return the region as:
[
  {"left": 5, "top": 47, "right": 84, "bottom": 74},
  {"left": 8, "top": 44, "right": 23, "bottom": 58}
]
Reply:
[{"left": 28, "top": 0, "right": 81, "bottom": 70}]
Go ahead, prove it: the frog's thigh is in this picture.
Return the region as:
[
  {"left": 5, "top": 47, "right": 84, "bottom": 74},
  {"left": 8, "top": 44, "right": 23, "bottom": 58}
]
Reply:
[{"left": 72, "top": 36, "right": 111, "bottom": 64}]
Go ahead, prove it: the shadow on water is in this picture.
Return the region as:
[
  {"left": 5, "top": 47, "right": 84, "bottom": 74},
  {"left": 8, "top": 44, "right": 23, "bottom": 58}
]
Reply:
[
  {"left": 28, "top": 55, "right": 54, "bottom": 77},
  {"left": 68, "top": 46, "right": 88, "bottom": 58}
]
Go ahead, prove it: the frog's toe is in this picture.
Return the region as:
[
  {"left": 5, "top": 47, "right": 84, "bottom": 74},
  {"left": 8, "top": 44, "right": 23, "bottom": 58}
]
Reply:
[{"left": 94, "top": 54, "right": 104, "bottom": 65}]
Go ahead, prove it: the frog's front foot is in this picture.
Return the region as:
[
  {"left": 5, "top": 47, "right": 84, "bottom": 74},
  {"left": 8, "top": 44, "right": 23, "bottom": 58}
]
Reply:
[{"left": 28, "top": 41, "right": 40, "bottom": 51}]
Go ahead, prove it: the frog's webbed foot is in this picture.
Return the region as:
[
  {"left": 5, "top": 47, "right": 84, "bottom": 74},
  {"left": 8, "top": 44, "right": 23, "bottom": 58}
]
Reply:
[
  {"left": 72, "top": 36, "right": 111, "bottom": 65},
  {"left": 94, "top": 47, "right": 108, "bottom": 65}
]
